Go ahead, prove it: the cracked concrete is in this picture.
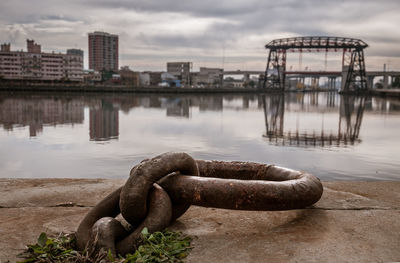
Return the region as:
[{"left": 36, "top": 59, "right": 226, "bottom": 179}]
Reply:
[{"left": 0, "top": 179, "right": 399, "bottom": 262}]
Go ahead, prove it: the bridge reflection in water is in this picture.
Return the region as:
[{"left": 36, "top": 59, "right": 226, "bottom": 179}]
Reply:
[{"left": 262, "top": 93, "right": 365, "bottom": 147}]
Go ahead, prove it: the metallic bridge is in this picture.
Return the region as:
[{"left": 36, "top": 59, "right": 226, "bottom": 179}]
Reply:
[{"left": 261, "top": 36, "right": 369, "bottom": 92}]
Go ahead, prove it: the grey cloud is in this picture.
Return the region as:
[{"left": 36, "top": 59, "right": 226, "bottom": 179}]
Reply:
[
  {"left": 0, "top": 1, "right": 85, "bottom": 24},
  {"left": 88, "top": 0, "right": 282, "bottom": 17},
  {"left": 1, "top": 0, "right": 400, "bottom": 70},
  {"left": 85, "top": 0, "right": 396, "bottom": 21},
  {"left": 365, "top": 35, "right": 400, "bottom": 45},
  {"left": 40, "top": 15, "right": 82, "bottom": 23}
]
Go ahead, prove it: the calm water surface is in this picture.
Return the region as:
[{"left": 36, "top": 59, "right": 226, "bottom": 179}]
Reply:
[{"left": 0, "top": 91, "right": 399, "bottom": 181}]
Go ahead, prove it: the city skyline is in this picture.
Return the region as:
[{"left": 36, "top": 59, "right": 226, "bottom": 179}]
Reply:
[{"left": 0, "top": 0, "right": 399, "bottom": 72}]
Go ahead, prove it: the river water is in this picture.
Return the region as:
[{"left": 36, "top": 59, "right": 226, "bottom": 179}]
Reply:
[{"left": 0, "top": 91, "right": 399, "bottom": 181}]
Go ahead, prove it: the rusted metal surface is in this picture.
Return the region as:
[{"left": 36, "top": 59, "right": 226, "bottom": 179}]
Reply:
[{"left": 76, "top": 152, "right": 323, "bottom": 257}]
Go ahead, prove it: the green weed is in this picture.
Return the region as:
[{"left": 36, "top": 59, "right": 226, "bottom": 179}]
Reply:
[
  {"left": 124, "top": 228, "right": 192, "bottom": 262},
  {"left": 17, "top": 232, "right": 78, "bottom": 262},
  {"left": 18, "top": 228, "right": 192, "bottom": 263}
]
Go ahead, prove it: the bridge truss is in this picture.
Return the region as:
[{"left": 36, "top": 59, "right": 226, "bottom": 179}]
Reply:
[{"left": 262, "top": 36, "right": 368, "bottom": 92}]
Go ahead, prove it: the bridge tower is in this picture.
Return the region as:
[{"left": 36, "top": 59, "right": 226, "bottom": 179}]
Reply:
[
  {"left": 263, "top": 49, "right": 286, "bottom": 90},
  {"left": 341, "top": 48, "right": 368, "bottom": 92}
]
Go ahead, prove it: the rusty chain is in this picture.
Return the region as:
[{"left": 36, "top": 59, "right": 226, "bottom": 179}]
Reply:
[{"left": 76, "top": 152, "right": 323, "bottom": 256}]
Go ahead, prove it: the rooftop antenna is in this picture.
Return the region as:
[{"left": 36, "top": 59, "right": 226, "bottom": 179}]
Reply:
[{"left": 222, "top": 43, "right": 225, "bottom": 70}]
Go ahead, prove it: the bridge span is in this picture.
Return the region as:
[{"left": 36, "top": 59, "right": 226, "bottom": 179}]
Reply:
[
  {"left": 222, "top": 70, "right": 400, "bottom": 89},
  {"left": 223, "top": 70, "right": 400, "bottom": 77}
]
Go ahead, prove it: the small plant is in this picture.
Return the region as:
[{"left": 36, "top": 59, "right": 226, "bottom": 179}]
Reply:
[
  {"left": 124, "top": 228, "right": 192, "bottom": 263},
  {"left": 18, "top": 228, "right": 192, "bottom": 263},
  {"left": 18, "top": 232, "right": 78, "bottom": 262}
]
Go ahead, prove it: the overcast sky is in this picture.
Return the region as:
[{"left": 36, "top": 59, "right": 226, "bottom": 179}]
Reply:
[{"left": 1, "top": 0, "right": 399, "bottom": 71}]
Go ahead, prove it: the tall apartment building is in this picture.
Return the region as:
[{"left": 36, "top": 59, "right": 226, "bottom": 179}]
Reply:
[
  {"left": 0, "top": 40, "right": 84, "bottom": 81},
  {"left": 88, "top": 31, "right": 119, "bottom": 72}
]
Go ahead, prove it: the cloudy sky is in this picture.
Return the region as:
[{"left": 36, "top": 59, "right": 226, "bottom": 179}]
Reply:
[{"left": 1, "top": 0, "right": 399, "bottom": 71}]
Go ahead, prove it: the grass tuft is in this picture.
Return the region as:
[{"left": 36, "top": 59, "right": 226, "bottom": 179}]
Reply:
[
  {"left": 18, "top": 228, "right": 192, "bottom": 263},
  {"left": 123, "top": 227, "right": 192, "bottom": 262}
]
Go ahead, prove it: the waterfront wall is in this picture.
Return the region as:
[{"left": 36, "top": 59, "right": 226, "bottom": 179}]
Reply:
[{"left": 0, "top": 82, "right": 278, "bottom": 94}]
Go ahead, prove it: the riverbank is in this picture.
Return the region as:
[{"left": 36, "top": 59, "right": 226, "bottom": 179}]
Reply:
[
  {"left": 0, "top": 83, "right": 280, "bottom": 94},
  {"left": 370, "top": 88, "right": 400, "bottom": 98},
  {"left": 0, "top": 179, "right": 399, "bottom": 262}
]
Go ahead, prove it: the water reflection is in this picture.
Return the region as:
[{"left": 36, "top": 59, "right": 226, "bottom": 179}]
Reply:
[
  {"left": 0, "top": 94, "right": 84, "bottom": 136},
  {"left": 0, "top": 92, "right": 399, "bottom": 148},
  {"left": 339, "top": 96, "right": 364, "bottom": 145},
  {"left": 89, "top": 100, "right": 119, "bottom": 141},
  {"left": 163, "top": 98, "right": 190, "bottom": 118},
  {"left": 262, "top": 93, "right": 366, "bottom": 147}
]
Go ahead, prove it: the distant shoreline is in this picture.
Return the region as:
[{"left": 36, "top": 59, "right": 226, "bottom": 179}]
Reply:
[
  {"left": 0, "top": 82, "right": 310, "bottom": 94},
  {"left": 0, "top": 82, "right": 399, "bottom": 97}
]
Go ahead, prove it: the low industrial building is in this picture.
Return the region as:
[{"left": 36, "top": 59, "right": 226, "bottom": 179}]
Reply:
[
  {"left": 139, "top": 72, "right": 163, "bottom": 86},
  {"left": 119, "top": 66, "right": 140, "bottom": 86},
  {"left": 167, "top": 62, "right": 192, "bottom": 86},
  {"left": 83, "top": 69, "right": 102, "bottom": 83},
  {"left": 223, "top": 77, "right": 245, "bottom": 88},
  {"left": 192, "top": 67, "right": 223, "bottom": 87}
]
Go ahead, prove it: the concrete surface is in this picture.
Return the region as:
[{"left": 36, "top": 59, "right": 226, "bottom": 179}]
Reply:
[{"left": 0, "top": 179, "right": 399, "bottom": 262}]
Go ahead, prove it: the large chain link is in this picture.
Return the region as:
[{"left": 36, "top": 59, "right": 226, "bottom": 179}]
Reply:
[{"left": 76, "top": 152, "right": 323, "bottom": 256}]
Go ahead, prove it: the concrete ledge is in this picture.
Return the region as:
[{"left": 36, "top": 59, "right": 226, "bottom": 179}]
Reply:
[{"left": 0, "top": 179, "right": 399, "bottom": 262}]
